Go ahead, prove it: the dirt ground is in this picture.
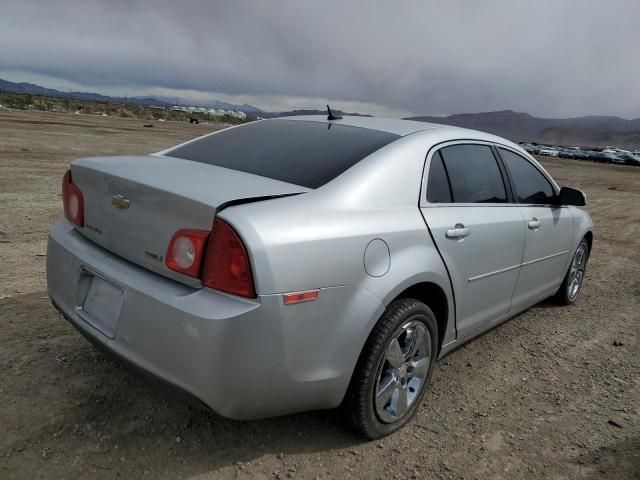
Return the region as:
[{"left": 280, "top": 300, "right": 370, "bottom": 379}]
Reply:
[{"left": 0, "top": 110, "right": 638, "bottom": 480}]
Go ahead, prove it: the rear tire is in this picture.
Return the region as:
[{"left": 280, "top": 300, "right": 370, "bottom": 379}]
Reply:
[
  {"left": 344, "top": 298, "right": 438, "bottom": 439},
  {"left": 555, "top": 238, "right": 590, "bottom": 305}
]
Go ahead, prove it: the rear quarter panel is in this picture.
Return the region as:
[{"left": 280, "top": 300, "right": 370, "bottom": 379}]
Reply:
[{"left": 221, "top": 132, "right": 457, "bottom": 347}]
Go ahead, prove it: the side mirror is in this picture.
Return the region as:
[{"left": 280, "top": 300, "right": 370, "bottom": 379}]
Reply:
[{"left": 556, "top": 186, "right": 586, "bottom": 206}]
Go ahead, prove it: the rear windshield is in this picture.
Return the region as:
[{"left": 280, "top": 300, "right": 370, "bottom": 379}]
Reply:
[{"left": 165, "top": 120, "right": 400, "bottom": 188}]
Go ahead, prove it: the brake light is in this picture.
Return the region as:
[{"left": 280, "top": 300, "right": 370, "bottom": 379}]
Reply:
[
  {"left": 165, "top": 229, "right": 210, "bottom": 278},
  {"left": 62, "top": 170, "right": 84, "bottom": 226},
  {"left": 202, "top": 218, "right": 255, "bottom": 298}
]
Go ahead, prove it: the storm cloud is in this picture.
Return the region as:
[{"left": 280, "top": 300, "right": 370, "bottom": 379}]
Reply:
[{"left": 1, "top": 0, "right": 639, "bottom": 117}]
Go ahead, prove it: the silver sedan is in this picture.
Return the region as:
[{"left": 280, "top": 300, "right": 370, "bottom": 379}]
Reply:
[{"left": 47, "top": 115, "right": 592, "bottom": 438}]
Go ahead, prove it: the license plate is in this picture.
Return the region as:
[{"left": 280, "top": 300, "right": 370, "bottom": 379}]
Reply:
[{"left": 79, "top": 272, "right": 124, "bottom": 338}]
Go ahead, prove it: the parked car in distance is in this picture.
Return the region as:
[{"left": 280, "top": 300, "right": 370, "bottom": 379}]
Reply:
[
  {"left": 47, "top": 116, "right": 593, "bottom": 439},
  {"left": 619, "top": 152, "right": 640, "bottom": 166},
  {"left": 557, "top": 148, "right": 575, "bottom": 159},
  {"left": 520, "top": 143, "right": 537, "bottom": 154},
  {"left": 583, "top": 150, "right": 603, "bottom": 161},
  {"left": 538, "top": 146, "right": 560, "bottom": 157},
  {"left": 601, "top": 149, "right": 625, "bottom": 164},
  {"left": 572, "top": 150, "right": 590, "bottom": 161}
]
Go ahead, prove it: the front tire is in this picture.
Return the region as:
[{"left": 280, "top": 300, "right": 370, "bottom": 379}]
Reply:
[
  {"left": 344, "top": 298, "right": 438, "bottom": 439},
  {"left": 555, "top": 238, "right": 590, "bottom": 305}
]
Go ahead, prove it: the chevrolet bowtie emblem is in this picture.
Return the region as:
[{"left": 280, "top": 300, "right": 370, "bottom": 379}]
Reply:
[{"left": 111, "top": 194, "right": 131, "bottom": 209}]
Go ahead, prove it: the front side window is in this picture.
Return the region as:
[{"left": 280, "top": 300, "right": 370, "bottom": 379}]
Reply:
[
  {"left": 499, "top": 148, "right": 555, "bottom": 204},
  {"left": 438, "top": 144, "right": 507, "bottom": 203}
]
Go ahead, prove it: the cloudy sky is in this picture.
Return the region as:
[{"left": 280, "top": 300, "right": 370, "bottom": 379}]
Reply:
[{"left": 1, "top": 0, "right": 639, "bottom": 118}]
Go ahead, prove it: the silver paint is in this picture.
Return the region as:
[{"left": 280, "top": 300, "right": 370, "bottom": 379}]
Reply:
[{"left": 46, "top": 116, "right": 593, "bottom": 420}]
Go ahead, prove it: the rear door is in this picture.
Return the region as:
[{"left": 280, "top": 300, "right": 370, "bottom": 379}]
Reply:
[
  {"left": 496, "top": 148, "right": 574, "bottom": 308},
  {"left": 420, "top": 143, "right": 526, "bottom": 338}
]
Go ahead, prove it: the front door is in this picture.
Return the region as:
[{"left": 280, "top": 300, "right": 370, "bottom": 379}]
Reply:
[{"left": 496, "top": 147, "right": 574, "bottom": 309}]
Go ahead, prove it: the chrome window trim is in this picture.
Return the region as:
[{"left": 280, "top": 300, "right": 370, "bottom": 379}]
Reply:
[
  {"left": 420, "top": 139, "right": 511, "bottom": 208},
  {"left": 495, "top": 145, "right": 561, "bottom": 197},
  {"left": 420, "top": 140, "right": 564, "bottom": 208},
  {"left": 423, "top": 203, "right": 567, "bottom": 209}
]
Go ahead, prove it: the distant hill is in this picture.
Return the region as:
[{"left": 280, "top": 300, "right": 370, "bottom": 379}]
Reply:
[
  {"left": 3, "top": 77, "right": 639, "bottom": 147},
  {"left": 0, "top": 78, "right": 263, "bottom": 114},
  {"left": 406, "top": 110, "right": 640, "bottom": 149},
  {"left": 263, "top": 108, "right": 372, "bottom": 118}
]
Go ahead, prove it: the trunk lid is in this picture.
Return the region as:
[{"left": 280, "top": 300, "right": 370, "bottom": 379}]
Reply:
[{"left": 71, "top": 155, "right": 307, "bottom": 285}]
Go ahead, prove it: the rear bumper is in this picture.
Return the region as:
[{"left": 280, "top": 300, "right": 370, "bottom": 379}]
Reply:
[
  {"left": 46, "top": 220, "right": 384, "bottom": 419},
  {"left": 51, "top": 297, "right": 213, "bottom": 413}
]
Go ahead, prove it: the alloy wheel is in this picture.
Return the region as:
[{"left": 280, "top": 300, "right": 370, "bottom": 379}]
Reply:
[
  {"left": 567, "top": 243, "right": 588, "bottom": 301},
  {"left": 374, "top": 320, "right": 432, "bottom": 423}
]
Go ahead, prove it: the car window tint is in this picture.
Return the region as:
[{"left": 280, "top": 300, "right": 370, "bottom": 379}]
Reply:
[
  {"left": 499, "top": 148, "right": 555, "bottom": 204},
  {"left": 166, "top": 120, "right": 400, "bottom": 189},
  {"left": 426, "top": 151, "right": 452, "bottom": 203},
  {"left": 439, "top": 145, "right": 507, "bottom": 203}
]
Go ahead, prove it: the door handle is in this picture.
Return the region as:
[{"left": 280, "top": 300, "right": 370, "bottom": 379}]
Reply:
[
  {"left": 528, "top": 217, "right": 541, "bottom": 229},
  {"left": 446, "top": 223, "right": 470, "bottom": 239}
]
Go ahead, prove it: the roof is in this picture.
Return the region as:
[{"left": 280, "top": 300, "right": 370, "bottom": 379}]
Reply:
[
  {"left": 270, "top": 115, "right": 527, "bottom": 154},
  {"left": 274, "top": 115, "right": 442, "bottom": 136}
]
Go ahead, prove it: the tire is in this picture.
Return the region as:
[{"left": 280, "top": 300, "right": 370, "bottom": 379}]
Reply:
[
  {"left": 555, "top": 238, "right": 590, "bottom": 305},
  {"left": 344, "top": 298, "right": 438, "bottom": 439}
]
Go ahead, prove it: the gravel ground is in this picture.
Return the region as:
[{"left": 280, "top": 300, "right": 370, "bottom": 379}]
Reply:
[{"left": 0, "top": 110, "right": 638, "bottom": 479}]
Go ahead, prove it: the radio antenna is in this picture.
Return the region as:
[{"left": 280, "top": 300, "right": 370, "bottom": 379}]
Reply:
[{"left": 327, "top": 104, "right": 343, "bottom": 120}]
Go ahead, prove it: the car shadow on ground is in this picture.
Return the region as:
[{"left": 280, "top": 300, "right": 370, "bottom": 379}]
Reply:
[
  {"left": 576, "top": 436, "right": 640, "bottom": 479},
  {"left": 532, "top": 298, "right": 568, "bottom": 309},
  {"left": 1, "top": 292, "right": 362, "bottom": 477},
  {"left": 76, "top": 352, "right": 361, "bottom": 453}
]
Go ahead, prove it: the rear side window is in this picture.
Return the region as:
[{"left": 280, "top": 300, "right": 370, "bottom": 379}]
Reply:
[
  {"left": 439, "top": 145, "right": 507, "bottom": 203},
  {"left": 499, "top": 148, "right": 555, "bottom": 204},
  {"left": 426, "top": 151, "right": 452, "bottom": 203},
  {"left": 166, "top": 120, "right": 400, "bottom": 189}
]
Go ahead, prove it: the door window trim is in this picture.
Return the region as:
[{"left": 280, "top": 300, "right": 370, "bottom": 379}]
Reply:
[
  {"left": 420, "top": 140, "right": 515, "bottom": 208},
  {"left": 421, "top": 140, "right": 563, "bottom": 208},
  {"left": 494, "top": 146, "right": 562, "bottom": 208}
]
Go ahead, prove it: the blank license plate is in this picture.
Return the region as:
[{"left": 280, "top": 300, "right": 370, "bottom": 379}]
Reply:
[{"left": 81, "top": 274, "right": 124, "bottom": 338}]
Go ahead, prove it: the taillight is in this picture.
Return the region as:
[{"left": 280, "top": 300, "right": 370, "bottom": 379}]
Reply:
[
  {"left": 165, "top": 218, "right": 255, "bottom": 298},
  {"left": 165, "top": 229, "right": 209, "bottom": 278},
  {"left": 62, "top": 170, "right": 84, "bottom": 226},
  {"left": 202, "top": 218, "right": 255, "bottom": 298}
]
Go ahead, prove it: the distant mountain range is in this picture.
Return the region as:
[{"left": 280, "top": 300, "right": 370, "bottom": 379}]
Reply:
[
  {"left": 0, "top": 78, "right": 369, "bottom": 118},
  {"left": 406, "top": 110, "right": 640, "bottom": 149},
  {"left": 2, "top": 78, "right": 639, "bottom": 148},
  {"left": 263, "top": 108, "right": 372, "bottom": 118},
  {"left": 0, "top": 78, "right": 264, "bottom": 113}
]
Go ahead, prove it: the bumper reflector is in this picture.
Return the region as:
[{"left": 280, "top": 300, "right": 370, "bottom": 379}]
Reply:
[{"left": 283, "top": 289, "right": 319, "bottom": 304}]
